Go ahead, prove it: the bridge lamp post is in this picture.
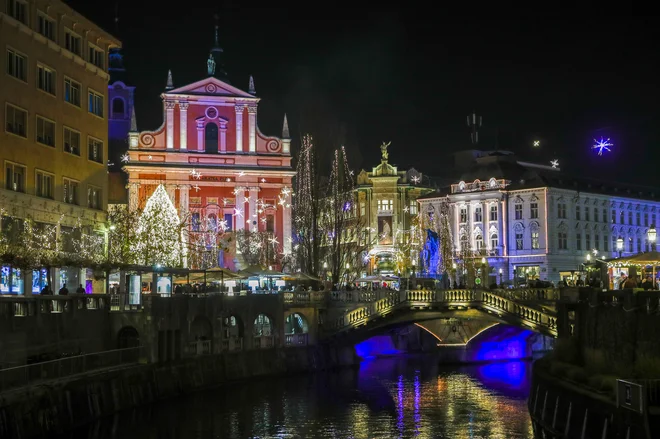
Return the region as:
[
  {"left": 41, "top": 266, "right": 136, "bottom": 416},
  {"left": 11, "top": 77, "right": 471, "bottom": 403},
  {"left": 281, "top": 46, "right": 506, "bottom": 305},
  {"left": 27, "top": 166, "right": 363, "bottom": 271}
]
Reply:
[
  {"left": 648, "top": 225, "right": 656, "bottom": 252},
  {"left": 498, "top": 268, "right": 503, "bottom": 286},
  {"left": 616, "top": 236, "right": 624, "bottom": 258}
]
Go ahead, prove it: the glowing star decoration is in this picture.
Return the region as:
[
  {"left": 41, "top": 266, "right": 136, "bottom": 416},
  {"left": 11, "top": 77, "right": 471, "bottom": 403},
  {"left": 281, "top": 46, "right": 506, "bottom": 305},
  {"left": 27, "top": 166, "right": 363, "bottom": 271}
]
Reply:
[
  {"left": 120, "top": 153, "right": 130, "bottom": 163},
  {"left": 592, "top": 137, "right": 613, "bottom": 156},
  {"left": 411, "top": 175, "right": 420, "bottom": 184},
  {"left": 533, "top": 140, "right": 540, "bottom": 147},
  {"left": 237, "top": 171, "right": 245, "bottom": 177},
  {"left": 147, "top": 155, "right": 153, "bottom": 160},
  {"left": 261, "top": 178, "right": 266, "bottom": 183},
  {"left": 592, "top": 248, "right": 599, "bottom": 256},
  {"left": 233, "top": 207, "right": 243, "bottom": 217},
  {"left": 550, "top": 159, "right": 559, "bottom": 169},
  {"left": 193, "top": 185, "right": 200, "bottom": 192}
]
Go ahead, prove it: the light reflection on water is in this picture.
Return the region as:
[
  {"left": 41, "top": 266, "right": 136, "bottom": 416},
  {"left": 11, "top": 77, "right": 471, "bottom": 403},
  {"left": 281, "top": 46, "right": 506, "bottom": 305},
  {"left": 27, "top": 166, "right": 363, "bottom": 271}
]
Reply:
[{"left": 65, "top": 356, "right": 533, "bottom": 439}]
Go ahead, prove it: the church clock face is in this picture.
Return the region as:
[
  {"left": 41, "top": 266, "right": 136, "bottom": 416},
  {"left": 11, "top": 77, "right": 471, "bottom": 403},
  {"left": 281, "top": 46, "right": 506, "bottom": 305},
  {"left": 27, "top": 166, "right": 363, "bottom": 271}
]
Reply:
[{"left": 206, "top": 107, "right": 218, "bottom": 119}]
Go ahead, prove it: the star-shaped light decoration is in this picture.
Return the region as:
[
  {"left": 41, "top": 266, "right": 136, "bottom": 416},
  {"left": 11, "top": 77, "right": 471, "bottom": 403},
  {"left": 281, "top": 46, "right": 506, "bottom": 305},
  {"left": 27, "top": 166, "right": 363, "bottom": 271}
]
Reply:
[
  {"left": 120, "top": 153, "right": 130, "bottom": 163},
  {"left": 592, "top": 137, "right": 613, "bottom": 156},
  {"left": 189, "top": 169, "right": 202, "bottom": 180},
  {"left": 411, "top": 175, "right": 420, "bottom": 184},
  {"left": 533, "top": 140, "right": 540, "bottom": 147},
  {"left": 592, "top": 249, "right": 599, "bottom": 256},
  {"left": 403, "top": 206, "right": 410, "bottom": 213},
  {"left": 193, "top": 185, "right": 201, "bottom": 192},
  {"left": 550, "top": 159, "right": 559, "bottom": 169},
  {"left": 237, "top": 171, "right": 245, "bottom": 177},
  {"left": 233, "top": 207, "right": 243, "bottom": 217},
  {"left": 147, "top": 155, "right": 153, "bottom": 160},
  {"left": 261, "top": 178, "right": 267, "bottom": 183}
]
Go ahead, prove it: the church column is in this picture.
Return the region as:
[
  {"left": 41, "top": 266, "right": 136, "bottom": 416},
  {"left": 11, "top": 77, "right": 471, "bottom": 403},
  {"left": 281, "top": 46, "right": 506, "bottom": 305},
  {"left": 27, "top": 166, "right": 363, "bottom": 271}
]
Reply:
[
  {"left": 128, "top": 182, "right": 139, "bottom": 212},
  {"left": 283, "top": 191, "right": 292, "bottom": 255},
  {"left": 196, "top": 119, "right": 204, "bottom": 151},
  {"left": 166, "top": 185, "right": 176, "bottom": 204},
  {"left": 219, "top": 120, "right": 227, "bottom": 152},
  {"left": 235, "top": 104, "right": 245, "bottom": 152},
  {"left": 179, "top": 185, "right": 189, "bottom": 216},
  {"left": 235, "top": 187, "right": 245, "bottom": 231},
  {"left": 483, "top": 200, "right": 489, "bottom": 252},
  {"left": 248, "top": 187, "right": 259, "bottom": 231},
  {"left": 165, "top": 100, "right": 175, "bottom": 149},
  {"left": 247, "top": 105, "right": 257, "bottom": 153},
  {"left": 179, "top": 101, "right": 188, "bottom": 150}
]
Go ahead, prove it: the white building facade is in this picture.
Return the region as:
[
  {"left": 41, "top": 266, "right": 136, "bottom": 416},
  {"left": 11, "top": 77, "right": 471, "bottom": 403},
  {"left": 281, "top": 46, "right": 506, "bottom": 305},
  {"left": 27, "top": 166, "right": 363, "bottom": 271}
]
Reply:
[{"left": 418, "top": 156, "right": 660, "bottom": 285}]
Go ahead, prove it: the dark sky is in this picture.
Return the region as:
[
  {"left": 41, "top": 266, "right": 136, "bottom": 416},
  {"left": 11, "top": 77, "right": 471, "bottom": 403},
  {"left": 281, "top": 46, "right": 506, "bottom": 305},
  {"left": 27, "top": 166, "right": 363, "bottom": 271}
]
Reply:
[{"left": 66, "top": 2, "right": 660, "bottom": 186}]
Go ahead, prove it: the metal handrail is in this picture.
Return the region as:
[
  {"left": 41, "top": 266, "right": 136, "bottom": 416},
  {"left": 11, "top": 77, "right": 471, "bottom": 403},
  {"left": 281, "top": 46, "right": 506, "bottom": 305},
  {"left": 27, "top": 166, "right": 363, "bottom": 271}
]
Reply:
[{"left": 0, "top": 346, "right": 144, "bottom": 392}]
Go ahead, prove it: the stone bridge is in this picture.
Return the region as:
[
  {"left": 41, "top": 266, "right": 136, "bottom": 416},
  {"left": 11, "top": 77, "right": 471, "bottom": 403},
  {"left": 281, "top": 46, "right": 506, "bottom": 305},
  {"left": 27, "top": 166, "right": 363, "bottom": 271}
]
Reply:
[{"left": 322, "top": 288, "right": 569, "bottom": 345}]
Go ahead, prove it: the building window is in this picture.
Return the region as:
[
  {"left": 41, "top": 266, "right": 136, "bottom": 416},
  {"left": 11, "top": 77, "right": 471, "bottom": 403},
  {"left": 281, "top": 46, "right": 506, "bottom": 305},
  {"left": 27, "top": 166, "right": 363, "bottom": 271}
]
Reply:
[
  {"left": 604, "top": 235, "right": 609, "bottom": 252},
  {"left": 223, "top": 213, "right": 233, "bottom": 231},
  {"left": 63, "top": 178, "right": 79, "bottom": 205},
  {"left": 530, "top": 202, "right": 538, "bottom": 219},
  {"left": 575, "top": 205, "right": 581, "bottom": 221},
  {"left": 474, "top": 207, "right": 482, "bottom": 222},
  {"left": 360, "top": 202, "right": 366, "bottom": 216},
  {"left": 37, "top": 12, "right": 55, "bottom": 40},
  {"left": 112, "top": 98, "right": 125, "bottom": 118},
  {"left": 653, "top": 214, "right": 657, "bottom": 227},
  {"left": 377, "top": 199, "right": 392, "bottom": 211},
  {"left": 558, "top": 232, "right": 567, "bottom": 250},
  {"left": 475, "top": 234, "right": 484, "bottom": 250},
  {"left": 36, "top": 64, "right": 56, "bottom": 95},
  {"left": 620, "top": 211, "right": 625, "bottom": 224},
  {"left": 645, "top": 213, "right": 649, "bottom": 227},
  {"left": 88, "top": 44, "right": 104, "bottom": 69},
  {"left": 611, "top": 210, "right": 616, "bottom": 224},
  {"left": 515, "top": 232, "right": 523, "bottom": 250},
  {"left": 629, "top": 238, "right": 633, "bottom": 252},
  {"left": 64, "top": 77, "right": 81, "bottom": 107},
  {"left": 36, "top": 116, "right": 55, "bottom": 147},
  {"left": 531, "top": 231, "right": 539, "bottom": 249},
  {"left": 64, "top": 127, "right": 80, "bottom": 155},
  {"left": 88, "top": 137, "right": 103, "bottom": 163},
  {"left": 64, "top": 29, "right": 81, "bottom": 56},
  {"left": 5, "top": 104, "right": 27, "bottom": 137},
  {"left": 636, "top": 212, "right": 641, "bottom": 226},
  {"left": 603, "top": 209, "right": 607, "bottom": 225},
  {"left": 628, "top": 211, "right": 632, "bottom": 225},
  {"left": 6, "top": 48, "right": 27, "bottom": 81},
  {"left": 584, "top": 207, "right": 590, "bottom": 221},
  {"left": 460, "top": 207, "right": 467, "bottom": 223},
  {"left": 266, "top": 215, "right": 275, "bottom": 233},
  {"left": 594, "top": 207, "right": 599, "bottom": 222},
  {"left": 595, "top": 234, "right": 600, "bottom": 251},
  {"left": 6, "top": 0, "right": 27, "bottom": 24},
  {"left": 489, "top": 205, "right": 497, "bottom": 221},
  {"left": 490, "top": 234, "right": 498, "bottom": 249},
  {"left": 191, "top": 213, "right": 201, "bottom": 232},
  {"left": 576, "top": 233, "right": 582, "bottom": 250},
  {"left": 557, "top": 203, "right": 567, "bottom": 219},
  {"left": 514, "top": 204, "right": 523, "bottom": 220},
  {"left": 88, "top": 89, "right": 104, "bottom": 117},
  {"left": 87, "top": 186, "right": 101, "bottom": 209},
  {"left": 35, "top": 170, "right": 54, "bottom": 199},
  {"left": 585, "top": 233, "right": 591, "bottom": 250},
  {"left": 5, "top": 162, "right": 25, "bottom": 192},
  {"left": 637, "top": 238, "right": 641, "bottom": 252},
  {"left": 408, "top": 199, "right": 417, "bottom": 215}
]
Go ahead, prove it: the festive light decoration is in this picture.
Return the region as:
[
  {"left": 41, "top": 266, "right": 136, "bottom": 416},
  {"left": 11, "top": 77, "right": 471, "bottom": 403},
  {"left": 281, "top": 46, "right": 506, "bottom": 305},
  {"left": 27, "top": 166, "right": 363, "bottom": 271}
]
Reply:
[
  {"left": 120, "top": 153, "right": 130, "bottom": 163},
  {"left": 533, "top": 140, "right": 540, "bottom": 147},
  {"left": 592, "top": 137, "right": 613, "bottom": 156},
  {"left": 550, "top": 159, "right": 559, "bottom": 169},
  {"left": 411, "top": 175, "right": 421, "bottom": 184},
  {"left": 133, "top": 185, "right": 184, "bottom": 267}
]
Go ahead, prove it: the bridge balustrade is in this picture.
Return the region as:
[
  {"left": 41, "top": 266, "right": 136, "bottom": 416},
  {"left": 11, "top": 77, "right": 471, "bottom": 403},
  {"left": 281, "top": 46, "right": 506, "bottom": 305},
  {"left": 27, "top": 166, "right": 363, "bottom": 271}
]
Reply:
[
  {"left": 253, "top": 335, "right": 275, "bottom": 349},
  {"left": 221, "top": 337, "right": 243, "bottom": 352},
  {"left": 187, "top": 340, "right": 212, "bottom": 356},
  {"left": 285, "top": 333, "right": 309, "bottom": 346},
  {"left": 0, "top": 294, "right": 110, "bottom": 318}
]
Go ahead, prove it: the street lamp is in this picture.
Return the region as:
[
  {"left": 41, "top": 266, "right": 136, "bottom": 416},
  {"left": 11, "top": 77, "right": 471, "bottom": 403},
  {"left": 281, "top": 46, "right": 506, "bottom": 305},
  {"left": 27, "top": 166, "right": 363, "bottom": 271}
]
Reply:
[
  {"left": 648, "top": 225, "right": 657, "bottom": 251},
  {"left": 498, "top": 267, "right": 503, "bottom": 285},
  {"left": 616, "top": 236, "right": 624, "bottom": 258}
]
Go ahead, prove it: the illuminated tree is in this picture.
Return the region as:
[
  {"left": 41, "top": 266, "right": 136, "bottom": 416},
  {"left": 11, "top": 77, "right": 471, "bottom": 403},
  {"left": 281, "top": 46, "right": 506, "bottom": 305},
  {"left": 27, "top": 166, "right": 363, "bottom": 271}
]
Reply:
[
  {"left": 235, "top": 230, "right": 280, "bottom": 267},
  {"left": 187, "top": 214, "right": 233, "bottom": 269},
  {"left": 107, "top": 205, "right": 141, "bottom": 265},
  {"left": 393, "top": 214, "right": 424, "bottom": 275},
  {"left": 133, "top": 185, "right": 185, "bottom": 267}
]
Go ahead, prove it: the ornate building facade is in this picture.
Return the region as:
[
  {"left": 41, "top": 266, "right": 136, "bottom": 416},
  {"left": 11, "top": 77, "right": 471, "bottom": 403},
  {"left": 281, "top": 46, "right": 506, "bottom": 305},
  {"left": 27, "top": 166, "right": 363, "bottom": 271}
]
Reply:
[
  {"left": 356, "top": 143, "right": 434, "bottom": 275},
  {"left": 418, "top": 152, "right": 660, "bottom": 285},
  {"left": 122, "top": 34, "right": 293, "bottom": 270}
]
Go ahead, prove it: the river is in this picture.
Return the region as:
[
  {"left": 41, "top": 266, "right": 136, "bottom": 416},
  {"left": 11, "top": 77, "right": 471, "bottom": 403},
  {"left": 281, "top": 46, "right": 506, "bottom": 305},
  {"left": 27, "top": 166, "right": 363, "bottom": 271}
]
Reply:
[{"left": 67, "top": 356, "right": 534, "bottom": 439}]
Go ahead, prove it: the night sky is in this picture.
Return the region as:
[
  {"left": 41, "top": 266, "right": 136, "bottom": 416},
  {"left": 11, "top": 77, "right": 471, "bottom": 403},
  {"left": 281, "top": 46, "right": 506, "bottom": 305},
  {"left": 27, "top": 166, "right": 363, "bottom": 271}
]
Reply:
[{"left": 67, "top": 2, "right": 660, "bottom": 186}]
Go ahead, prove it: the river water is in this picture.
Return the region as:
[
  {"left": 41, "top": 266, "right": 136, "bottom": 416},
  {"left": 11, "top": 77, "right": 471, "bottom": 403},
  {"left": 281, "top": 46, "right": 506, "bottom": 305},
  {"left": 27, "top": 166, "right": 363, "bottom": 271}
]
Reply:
[{"left": 69, "top": 356, "right": 534, "bottom": 439}]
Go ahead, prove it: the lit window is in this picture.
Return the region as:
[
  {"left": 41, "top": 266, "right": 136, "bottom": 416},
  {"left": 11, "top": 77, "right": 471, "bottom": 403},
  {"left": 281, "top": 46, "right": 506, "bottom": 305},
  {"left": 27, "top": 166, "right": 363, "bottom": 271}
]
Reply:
[
  {"left": 87, "top": 186, "right": 102, "bottom": 209},
  {"left": 64, "top": 77, "right": 81, "bottom": 107},
  {"left": 64, "top": 127, "right": 80, "bottom": 155},
  {"left": 63, "top": 178, "right": 79, "bottom": 205},
  {"left": 531, "top": 231, "right": 539, "bottom": 249},
  {"left": 515, "top": 233, "right": 523, "bottom": 250},
  {"left": 88, "top": 89, "right": 104, "bottom": 117},
  {"left": 408, "top": 199, "right": 418, "bottom": 215},
  {"left": 36, "top": 170, "right": 54, "bottom": 199},
  {"left": 5, "top": 162, "right": 25, "bottom": 192},
  {"left": 88, "top": 137, "right": 103, "bottom": 163}
]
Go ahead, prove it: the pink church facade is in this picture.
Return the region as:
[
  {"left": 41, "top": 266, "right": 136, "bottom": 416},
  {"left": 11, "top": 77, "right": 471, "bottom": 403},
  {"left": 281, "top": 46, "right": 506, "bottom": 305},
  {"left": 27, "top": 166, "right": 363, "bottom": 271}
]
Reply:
[{"left": 123, "top": 75, "right": 293, "bottom": 270}]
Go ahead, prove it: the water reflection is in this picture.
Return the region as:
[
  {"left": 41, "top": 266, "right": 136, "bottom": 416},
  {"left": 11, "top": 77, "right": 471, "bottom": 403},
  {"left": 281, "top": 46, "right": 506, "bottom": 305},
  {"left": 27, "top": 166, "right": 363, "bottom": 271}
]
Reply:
[{"left": 63, "top": 356, "right": 533, "bottom": 439}]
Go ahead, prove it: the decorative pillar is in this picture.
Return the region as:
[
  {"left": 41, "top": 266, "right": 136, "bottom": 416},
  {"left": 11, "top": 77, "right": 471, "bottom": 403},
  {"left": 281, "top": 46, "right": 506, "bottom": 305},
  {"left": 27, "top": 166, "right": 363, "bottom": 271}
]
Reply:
[
  {"left": 179, "top": 101, "right": 188, "bottom": 150},
  {"left": 483, "top": 201, "right": 489, "bottom": 251},
  {"left": 247, "top": 105, "right": 257, "bottom": 153},
  {"left": 248, "top": 187, "right": 259, "bottom": 231},
  {"left": 179, "top": 185, "right": 189, "bottom": 216},
  {"left": 219, "top": 120, "right": 227, "bottom": 152},
  {"left": 283, "top": 191, "right": 292, "bottom": 255},
  {"left": 196, "top": 119, "right": 204, "bottom": 151},
  {"left": 165, "top": 100, "right": 175, "bottom": 149},
  {"left": 235, "top": 104, "right": 244, "bottom": 152},
  {"left": 128, "top": 182, "right": 139, "bottom": 212},
  {"left": 166, "top": 185, "right": 176, "bottom": 204},
  {"left": 235, "top": 188, "right": 245, "bottom": 231}
]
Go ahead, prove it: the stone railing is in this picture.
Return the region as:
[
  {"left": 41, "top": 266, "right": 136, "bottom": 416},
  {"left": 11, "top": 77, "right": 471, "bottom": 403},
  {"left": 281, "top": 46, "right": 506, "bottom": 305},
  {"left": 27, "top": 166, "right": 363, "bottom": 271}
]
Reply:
[
  {"left": 328, "top": 288, "right": 560, "bottom": 337},
  {"left": 282, "top": 291, "right": 326, "bottom": 305},
  {"left": 221, "top": 337, "right": 243, "bottom": 352},
  {"left": 253, "top": 335, "right": 275, "bottom": 349},
  {"left": 285, "top": 333, "right": 309, "bottom": 346},
  {"left": 0, "top": 294, "right": 110, "bottom": 318}
]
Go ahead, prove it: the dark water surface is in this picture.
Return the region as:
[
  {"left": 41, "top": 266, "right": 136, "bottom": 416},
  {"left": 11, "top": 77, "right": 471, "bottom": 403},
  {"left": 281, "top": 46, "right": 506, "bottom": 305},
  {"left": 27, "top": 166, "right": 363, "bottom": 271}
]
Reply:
[{"left": 67, "top": 356, "right": 533, "bottom": 439}]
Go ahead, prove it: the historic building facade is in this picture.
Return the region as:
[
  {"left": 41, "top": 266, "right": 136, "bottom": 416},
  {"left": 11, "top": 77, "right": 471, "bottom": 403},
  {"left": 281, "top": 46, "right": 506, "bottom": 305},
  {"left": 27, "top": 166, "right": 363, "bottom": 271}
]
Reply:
[
  {"left": 418, "top": 152, "right": 660, "bottom": 285},
  {"left": 356, "top": 143, "right": 434, "bottom": 275},
  {"left": 122, "top": 38, "right": 293, "bottom": 270},
  {"left": 0, "top": 0, "right": 120, "bottom": 293}
]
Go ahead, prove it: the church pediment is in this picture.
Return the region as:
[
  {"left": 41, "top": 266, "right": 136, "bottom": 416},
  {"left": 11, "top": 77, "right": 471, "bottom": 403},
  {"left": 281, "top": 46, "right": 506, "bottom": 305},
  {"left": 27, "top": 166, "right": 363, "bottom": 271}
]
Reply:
[{"left": 166, "top": 77, "right": 256, "bottom": 98}]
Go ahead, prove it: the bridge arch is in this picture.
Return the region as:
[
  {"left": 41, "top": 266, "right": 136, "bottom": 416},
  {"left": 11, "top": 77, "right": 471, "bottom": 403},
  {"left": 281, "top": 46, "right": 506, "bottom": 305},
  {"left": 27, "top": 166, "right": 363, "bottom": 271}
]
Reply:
[
  {"left": 117, "top": 326, "right": 140, "bottom": 349},
  {"left": 223, "top": 314, "right": 244, "bottom": 351},
  {"left": 188, "top": 315, "right": 213, "bottom": 355},
  {"left": 284, "top": 312, "right": 309, "bottom": 335},
  {"left": 253, "top": 313, "right": 274, "bottom": 336}
]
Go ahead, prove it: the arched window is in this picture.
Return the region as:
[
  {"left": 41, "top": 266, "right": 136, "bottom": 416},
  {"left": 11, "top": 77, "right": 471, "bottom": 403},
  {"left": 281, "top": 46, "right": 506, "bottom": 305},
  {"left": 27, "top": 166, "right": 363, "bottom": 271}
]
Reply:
[
  {"left": 475, "top": 233, "right": 484, "bottom": 251},
  {"left": 208, "top": 214, "right": 217, "bottom": 232},
  {"left": 205, "top": 123, "right": 218, "bottom": 153},
  {"left": 112, "top": 98, "right": 125, "bottom": 117},
  {"left": 490, "top": 233, "right": 498, "bottom": 249}
]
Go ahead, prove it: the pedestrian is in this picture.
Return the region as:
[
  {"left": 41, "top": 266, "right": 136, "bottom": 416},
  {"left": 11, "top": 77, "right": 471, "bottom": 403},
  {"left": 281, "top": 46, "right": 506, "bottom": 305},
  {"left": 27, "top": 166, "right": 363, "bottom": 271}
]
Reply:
[
  {"left": 76, "top": 284, "right": 85, "bottom": 294},
  {"left": 59, "top": 283, "right": 69, "bottom": 295}
]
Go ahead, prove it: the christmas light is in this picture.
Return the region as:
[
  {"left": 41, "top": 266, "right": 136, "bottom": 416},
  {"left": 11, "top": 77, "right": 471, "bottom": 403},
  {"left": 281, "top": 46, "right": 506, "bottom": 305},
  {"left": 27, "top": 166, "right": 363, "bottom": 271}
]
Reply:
[
  {"left": 120, "top": 153, "right": 130, "bottom": 163},
  {"left": 533, "top": 140, "right": 540, "bottom": 147},
  {"left": 550, "top": 160, "right": 559, "bottom": 168},
  {"left": 592, "top": 137, "right": 613, "bottom": 156}
]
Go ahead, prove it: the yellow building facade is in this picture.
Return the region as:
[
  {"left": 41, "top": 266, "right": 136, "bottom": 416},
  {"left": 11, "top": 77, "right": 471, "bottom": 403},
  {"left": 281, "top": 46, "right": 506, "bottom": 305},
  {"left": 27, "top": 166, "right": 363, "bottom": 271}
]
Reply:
[{"left": 0, "top": 0, "right": 120, "bottom": 293}]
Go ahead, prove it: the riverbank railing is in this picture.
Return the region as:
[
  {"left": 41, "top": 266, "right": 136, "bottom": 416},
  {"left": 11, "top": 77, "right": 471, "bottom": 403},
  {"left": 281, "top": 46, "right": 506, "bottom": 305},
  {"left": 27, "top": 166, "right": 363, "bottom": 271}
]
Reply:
[{"left": 0, "top": 346, "right": 145, "bottom": 392}]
